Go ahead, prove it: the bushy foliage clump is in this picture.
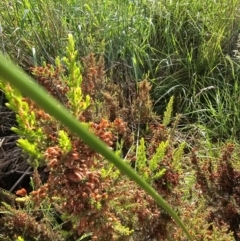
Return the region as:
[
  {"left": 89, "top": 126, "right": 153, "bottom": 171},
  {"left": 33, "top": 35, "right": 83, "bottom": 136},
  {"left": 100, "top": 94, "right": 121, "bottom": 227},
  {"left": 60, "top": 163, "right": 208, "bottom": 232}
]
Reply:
[
  {"left": 0, "top": 34, "right": 177, "bottom": 240},
  {"left": 0, "top": 34, "right": 238, "bottom": 241}
]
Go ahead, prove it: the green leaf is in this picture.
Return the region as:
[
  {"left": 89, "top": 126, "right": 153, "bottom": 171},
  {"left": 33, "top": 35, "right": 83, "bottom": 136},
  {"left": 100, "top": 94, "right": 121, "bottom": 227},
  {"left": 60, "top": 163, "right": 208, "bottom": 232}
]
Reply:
[
  {"left": 163, "top": 96, "right": 174, "bottom": 126},
  {"left": 58, "top": 130, "right": 72, "bottom": 154}
]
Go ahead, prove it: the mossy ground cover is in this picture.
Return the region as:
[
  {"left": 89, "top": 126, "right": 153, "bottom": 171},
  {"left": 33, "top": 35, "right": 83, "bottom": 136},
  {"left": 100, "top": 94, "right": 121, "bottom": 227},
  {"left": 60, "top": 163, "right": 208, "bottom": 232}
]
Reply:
[{"left": 1, "top": 0, "right": 240, "bottom": 240}]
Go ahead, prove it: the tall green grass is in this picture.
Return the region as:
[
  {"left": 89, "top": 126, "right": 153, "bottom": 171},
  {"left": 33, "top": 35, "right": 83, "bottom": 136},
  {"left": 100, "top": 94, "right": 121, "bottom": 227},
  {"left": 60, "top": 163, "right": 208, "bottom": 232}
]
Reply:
[{"left": 1, "top": 0, "right": 240, "bottom": 139}]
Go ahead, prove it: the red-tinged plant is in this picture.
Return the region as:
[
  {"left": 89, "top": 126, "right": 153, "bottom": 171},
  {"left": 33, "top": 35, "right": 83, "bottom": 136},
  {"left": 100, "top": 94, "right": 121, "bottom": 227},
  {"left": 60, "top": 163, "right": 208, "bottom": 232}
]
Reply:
[
  {"left": 1, "top": 34, "right": 233, "bottom": 241},
  {"left": 190, "top": 143, "right": 240, "bottom": 240}
]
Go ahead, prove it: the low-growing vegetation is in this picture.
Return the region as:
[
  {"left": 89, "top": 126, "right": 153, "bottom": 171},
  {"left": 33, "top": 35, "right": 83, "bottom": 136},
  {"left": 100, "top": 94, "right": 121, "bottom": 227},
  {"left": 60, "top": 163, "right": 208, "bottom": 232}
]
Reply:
[{"left": 1, "top": 0, "right": 240, "bottom": 240}]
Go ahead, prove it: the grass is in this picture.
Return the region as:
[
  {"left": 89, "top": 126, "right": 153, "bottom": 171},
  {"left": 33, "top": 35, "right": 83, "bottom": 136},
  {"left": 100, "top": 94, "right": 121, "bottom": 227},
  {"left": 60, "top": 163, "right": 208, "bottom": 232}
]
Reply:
[
  {"left": 1, "top": 0, "right": 240, "bottom": 139},
  {"left": 1, "top": 0, "right": 240, "bottom": 240}
]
